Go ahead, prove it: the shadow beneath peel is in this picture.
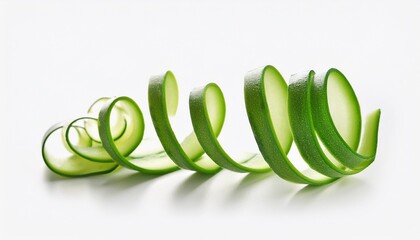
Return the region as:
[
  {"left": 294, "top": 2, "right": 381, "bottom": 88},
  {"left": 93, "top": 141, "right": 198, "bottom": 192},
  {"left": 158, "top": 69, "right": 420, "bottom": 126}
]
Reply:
[
  {"left": 99, "top": 171, "right": 164, "bottom": 192},
  {"left": 173, "top": 172, "right": 215, "bottom": 198},
  {"left": 228, "top": 172, "right": 275, "bottom": 199},
  {"left": 288, "top": 176, "right": 370, "bottom": 208}
]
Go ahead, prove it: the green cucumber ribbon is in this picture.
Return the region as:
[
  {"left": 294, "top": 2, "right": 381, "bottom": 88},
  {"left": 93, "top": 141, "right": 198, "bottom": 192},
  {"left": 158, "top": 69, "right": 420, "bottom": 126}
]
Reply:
[{"left": 42, "top": 66, "right": 380, "bottom": 185}]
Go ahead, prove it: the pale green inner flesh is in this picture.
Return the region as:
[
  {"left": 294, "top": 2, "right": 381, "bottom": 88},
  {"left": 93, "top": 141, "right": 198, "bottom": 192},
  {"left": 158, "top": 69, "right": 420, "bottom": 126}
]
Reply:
[
  {"left": 320, "top": 72, "right": 361, "bottom": 169},
  {"left": 103, "top": 98, "right": 178, "bottom": 171},
  {"left": 126, "top": 140, "right": 177, "bottom": 170},
  {"left": 106, "top": 99, "right": 143, "bottom": 155},
  {"left": 64, "top": 118, "right": 114, "bottom": 162},
  {"left": 63, "top": 99, "right": 133, "bottom": 162},
  {"left": 324, "top": 71, "right": 379, "bottom": 170},
  {"left": 164, "top": 73, "right": 220, "bottom": 171},
  {"left": 129, "top": 138, "right": 164, "bottom": 157},
  {"left": 205, "top": 83, "right": 269, "bottom": 170},
  {"left": 264, "top": 68, "right": 332, "bottom": 182},
  {"left": 44, "top": 125, "right": 117, "bottom": 176},
  {"left": 327, "top": 71, "right": 361, "bottom": 151},
  {"left": 315, "top": 132, "right": 347, "bottom": 170},
  {"left": 165, "top": 73, "right": 179, "bottom": 116},
  {"left": 85, "top": 97, "right": 127, "bottom": 143},
  {"left": 205, "top": 84, "right": 225, "bottom": 130},
  {"left": 264, "top": 67, "right": 293, "bottom": 153},
  {"left": 65, "top": 99, "right": 141, "bottom": 162},
  {"left": 358, "top": 109, "right": 380, "bottom": 156},
  {"left": 239, "top": 155, "right": 270, "bottom": 169}
]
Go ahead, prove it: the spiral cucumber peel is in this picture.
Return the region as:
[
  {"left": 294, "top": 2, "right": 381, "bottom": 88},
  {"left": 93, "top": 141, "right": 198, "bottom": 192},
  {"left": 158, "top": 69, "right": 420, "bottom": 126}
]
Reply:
[{"left": 41, "top": 65, "right": 380, "bottom": 185}]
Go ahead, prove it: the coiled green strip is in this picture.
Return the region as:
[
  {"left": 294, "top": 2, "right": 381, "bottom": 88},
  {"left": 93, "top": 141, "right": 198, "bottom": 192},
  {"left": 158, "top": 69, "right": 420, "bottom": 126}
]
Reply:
[{"left": 41, "top": 65, "right": 380, "bottom": 185}]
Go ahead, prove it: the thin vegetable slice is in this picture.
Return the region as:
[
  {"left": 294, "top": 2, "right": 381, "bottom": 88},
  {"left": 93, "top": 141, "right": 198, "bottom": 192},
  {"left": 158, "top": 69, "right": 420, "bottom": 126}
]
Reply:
[
  {"left": 244, "top": 66, "right": 333, "bottom": 184},
  {"left": 288, "top": 70, "right": 379, "bottom": 177},
  {"left": 59, "top": 98, "right": 128, "bottom": 163},
  {"left": 42, "top": 96, "right": 176, "bottom": 177},
  {"left": 98, "top": 96, "right": 179, "bottom": 174},
  {"left": 42, "top": 122, "right": 118, "bottom": 177},
  {"left": 189, "top": 83, "right": 271, "bottom": 173},
  {"left": 84, "top": 97, "right": 127, "bottom": 143},
  {"left": 311, "top": 69, "right": 379, "bottom": 169},
  {"left": 148, "top": 71, "right": 221, "bottom": 174},
  {"left": 244, "top": 65, "right": 380, "bottom": 185}
]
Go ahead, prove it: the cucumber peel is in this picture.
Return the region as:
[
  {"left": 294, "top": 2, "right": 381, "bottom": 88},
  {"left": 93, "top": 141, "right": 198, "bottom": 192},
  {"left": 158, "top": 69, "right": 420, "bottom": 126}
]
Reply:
[
  {"left": 244, "top": 66, "right": 380, "bottom": 185},
  {"left": 42, "top": 122, "right": 118, "bottom": 177},
  {"left": 41, "top": 66, "right": 380, "bottom": 185},
  {"left": 190, "top": 82, "right": 271, "bottom": 173},
  {"left": 148, "top": 72, "right": 221, "bottom": 174}
]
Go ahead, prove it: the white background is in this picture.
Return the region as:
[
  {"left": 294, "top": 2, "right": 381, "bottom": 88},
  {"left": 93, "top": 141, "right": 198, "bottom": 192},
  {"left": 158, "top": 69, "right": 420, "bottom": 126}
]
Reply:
[{"left": 1, "top": 0, "right": 419, "bottom": 239}]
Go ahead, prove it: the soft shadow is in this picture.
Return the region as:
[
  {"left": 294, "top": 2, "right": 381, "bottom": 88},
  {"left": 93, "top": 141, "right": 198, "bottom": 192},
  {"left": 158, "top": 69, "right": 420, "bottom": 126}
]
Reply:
[
  {"left": 294, "top": 182, "right": 332, "bottom": 197},
  {"left": 86, "top": 171, "right": 174, "bottom": 204},
  {"left": 288, "top": 177, "right": 369, "bottom": 208},
  {"left": 228, "top": 172, "right": 274, "bottom": 200},
  {"left": 44, "top": 167, "right": 172, "bottom": 196},
  {"left": 43, "top": 167, "right": 124, "bottom": 182},
  {"left": 98, "top": 172, "right": 164, "bottom": 192},
  {"left": 223, "top": 172, "right": 298, "bottom": 209},
  {"left": 173, "top": 172, "right": 215, "bottom": 198},
  {"left": 170, "top": 172, "right": 216, "bottom": 209}
]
